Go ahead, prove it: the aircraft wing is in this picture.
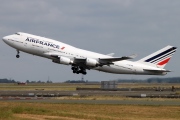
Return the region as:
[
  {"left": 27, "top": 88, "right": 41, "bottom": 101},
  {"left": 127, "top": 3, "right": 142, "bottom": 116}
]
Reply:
[
  {"left": 45, "top": 52, "right": 137, "bottom": 67},
  {"left": 74, "top": 54, "right": 137, "bottom": 67},
  {"left": 100, "top": 54, "right": 136, "bottom": 62},
  {"left": 45, "top": 52, "right": 73, "bottom": 59}
]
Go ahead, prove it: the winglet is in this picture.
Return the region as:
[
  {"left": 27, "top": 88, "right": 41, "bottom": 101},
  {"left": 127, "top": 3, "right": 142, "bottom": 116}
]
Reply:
[
  {"left": 106, "top": 53, "right": 115, "bottom": 57},
  {"left": 127, "top": 54, "right": 137, "bottom": 59}
]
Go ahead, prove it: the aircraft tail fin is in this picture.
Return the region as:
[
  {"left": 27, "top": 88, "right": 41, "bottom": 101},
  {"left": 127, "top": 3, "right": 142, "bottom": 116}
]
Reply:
[{"left": 137, "top": 45, "right": 177, "bottom": 68}]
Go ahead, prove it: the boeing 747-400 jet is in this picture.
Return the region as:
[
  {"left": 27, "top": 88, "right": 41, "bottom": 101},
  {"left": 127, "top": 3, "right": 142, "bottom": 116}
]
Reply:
[{"left": 2, "top": 32, "right": 177, "bottom": 75}]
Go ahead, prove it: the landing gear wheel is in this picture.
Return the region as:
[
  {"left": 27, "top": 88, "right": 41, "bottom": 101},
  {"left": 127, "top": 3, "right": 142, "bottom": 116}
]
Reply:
[
  {"left": 71, "top": 65, "right": 87, "bottom": 75},
  {"left": 16, "top": 55, "right": 20, "bottom": 58},
  {"left": 16, "top": 50, "right": 20, "bottom": 58},
  {"left": 82, "top": 72, "right": 87, "bottom": 75},
  {"left": 73, "top": 71, "right": 76, "bottom": 73}
]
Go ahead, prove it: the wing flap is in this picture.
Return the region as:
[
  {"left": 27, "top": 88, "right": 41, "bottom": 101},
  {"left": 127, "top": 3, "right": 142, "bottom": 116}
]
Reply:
[{"left": 99, "top": 54, "right": 137, "bottom": 63}]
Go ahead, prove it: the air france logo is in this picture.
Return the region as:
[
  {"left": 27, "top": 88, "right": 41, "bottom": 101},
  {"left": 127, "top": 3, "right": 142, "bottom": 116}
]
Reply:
[{"left": 26, "top": 37, "right": 60, "bottom": 49}]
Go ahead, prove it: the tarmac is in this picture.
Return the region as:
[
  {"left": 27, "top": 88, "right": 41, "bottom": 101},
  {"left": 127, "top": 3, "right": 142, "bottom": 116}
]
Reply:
[
  {"left": 0, "top": 90, "right": 176, "bottom": 97},
  {"left": 1, "top": 98, "right": 180, "bottom": 106},
  {"left": 0, "top": 90, "right": 180, "bottom": 105},
  {"left": 0, "top": 90, "right": 179, "bottom": 98}
]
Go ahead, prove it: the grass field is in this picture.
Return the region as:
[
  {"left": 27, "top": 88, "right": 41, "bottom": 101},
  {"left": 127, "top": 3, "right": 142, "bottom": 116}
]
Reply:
[
  {"left": 0, "top": 101, "right": 180, "bottom": 120},
  {"left": 0, "top": 83, "right": 179, "bottom": 91},
  {"left": 0, "top": 83, "right": 180, "bottom": 120},
  {"left": 0, "top": 83, "right": 99, "bottom": 91}
]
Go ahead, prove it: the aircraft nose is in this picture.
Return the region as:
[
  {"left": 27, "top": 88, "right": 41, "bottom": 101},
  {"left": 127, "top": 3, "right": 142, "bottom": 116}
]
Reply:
[{"left": 2, "top": 36, "right": 9, "bottom": 42}]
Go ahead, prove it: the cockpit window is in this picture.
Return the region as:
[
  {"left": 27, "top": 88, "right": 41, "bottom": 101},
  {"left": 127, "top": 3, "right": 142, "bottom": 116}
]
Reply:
[{"left": 15, "top": 33, "right": 20, "bottom": 35}]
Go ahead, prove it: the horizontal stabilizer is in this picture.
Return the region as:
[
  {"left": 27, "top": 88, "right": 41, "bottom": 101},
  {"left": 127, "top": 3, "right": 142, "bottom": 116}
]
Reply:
[{"left": 143, "top": 69, "right": 171, "bottom": 72}]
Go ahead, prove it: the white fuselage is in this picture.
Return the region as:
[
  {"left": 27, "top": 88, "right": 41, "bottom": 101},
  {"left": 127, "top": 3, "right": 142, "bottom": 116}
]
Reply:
[{"left": 2, "top": 32, "right": 166, "bottom": 75}]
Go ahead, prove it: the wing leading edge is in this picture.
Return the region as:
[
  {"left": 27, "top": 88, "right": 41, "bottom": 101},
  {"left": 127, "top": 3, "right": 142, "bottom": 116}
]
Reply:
[
  {"left": 45, "top": 52, "right": 137, "bottom": 68},
  {"left": 70, "top": 54, "right": 137, "bottom": 67},
  {"left": 99, "top": 54, "right": 137, "bottom": 65}
]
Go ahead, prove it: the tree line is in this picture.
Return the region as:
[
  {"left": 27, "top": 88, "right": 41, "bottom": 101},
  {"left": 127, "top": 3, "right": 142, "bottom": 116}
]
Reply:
[
  {"left": 0, "top": 77, "right": 180, "bottom": 83},
  {"left": 0, "top": 79, "right": 53, "bottom": 83}
]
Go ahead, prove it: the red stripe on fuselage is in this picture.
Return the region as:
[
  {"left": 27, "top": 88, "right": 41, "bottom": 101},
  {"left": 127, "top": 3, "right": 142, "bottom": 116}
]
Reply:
[
  {"left": 157, "top": 58, "right": 171, "bottom": 65},
  {"left": 61, "top": 47, "right": 65, "bottom": 50}
]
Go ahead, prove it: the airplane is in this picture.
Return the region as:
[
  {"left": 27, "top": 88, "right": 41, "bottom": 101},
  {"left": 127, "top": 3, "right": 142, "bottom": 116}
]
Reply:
[{"left": 2, "top": 32, "right": 177, "bottom": 75}]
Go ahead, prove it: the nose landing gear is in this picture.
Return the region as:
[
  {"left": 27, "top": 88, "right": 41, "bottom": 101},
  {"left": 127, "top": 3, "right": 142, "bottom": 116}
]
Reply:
[{"left": 16, "top": 50, "right": 20, "bottom": 58}]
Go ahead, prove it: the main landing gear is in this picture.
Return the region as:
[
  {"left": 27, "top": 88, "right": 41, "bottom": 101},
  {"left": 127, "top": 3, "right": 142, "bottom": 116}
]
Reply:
[
  {"left": 71, "top": 66, "right": 87, "bottom": 75},
  {"left": 16, "top": 50, "right": 20, "bottom": 58}
]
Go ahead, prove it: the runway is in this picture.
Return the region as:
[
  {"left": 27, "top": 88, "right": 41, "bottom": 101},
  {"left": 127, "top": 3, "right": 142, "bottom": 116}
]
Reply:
[
  {"left": 0, "top": 89, "right": 180, "bottom": 106},
  {"left": 2, "top": 98, "right": 180, "bottom": 106},
  {"left": 0, "top": 90, "right": 177, "bottom": 97}
]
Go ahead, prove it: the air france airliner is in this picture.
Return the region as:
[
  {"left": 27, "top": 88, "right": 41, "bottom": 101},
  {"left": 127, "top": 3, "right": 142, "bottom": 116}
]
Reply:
[{"left": 2, "top": 32, "right": 177, "bottom": 75}]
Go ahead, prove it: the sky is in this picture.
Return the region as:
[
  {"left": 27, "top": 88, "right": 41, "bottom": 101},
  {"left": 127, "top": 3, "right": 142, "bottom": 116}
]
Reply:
[{"left": 0, "top": 0, "right": 179, "bottom": 82}]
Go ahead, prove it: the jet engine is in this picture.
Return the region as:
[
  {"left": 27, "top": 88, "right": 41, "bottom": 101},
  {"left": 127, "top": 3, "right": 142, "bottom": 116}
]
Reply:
[
  {"left": 86, "top": 58, "right": 99, "bottom": 67},
  {"left": 52, "top": 56, "right": 73, "bottom": 65}
]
